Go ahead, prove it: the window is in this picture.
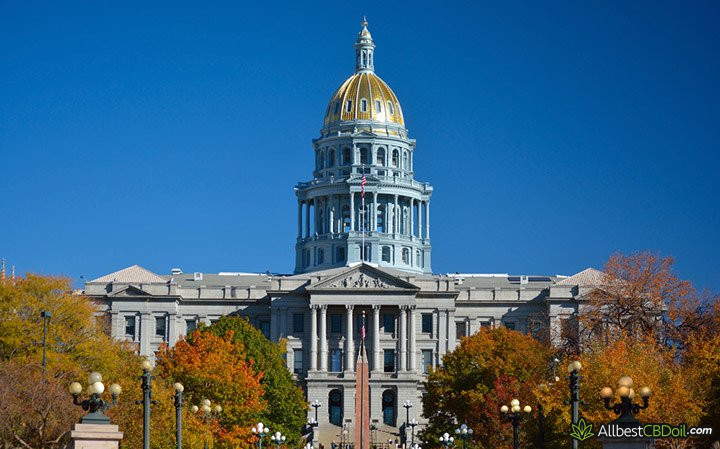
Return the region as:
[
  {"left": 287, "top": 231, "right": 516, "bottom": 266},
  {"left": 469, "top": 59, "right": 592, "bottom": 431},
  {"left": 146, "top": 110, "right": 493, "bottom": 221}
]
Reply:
[
  {"left": 392, "top": 149, "right": 399, "bottom": 167},
  {"left": 384, "top": 349, "right": 395, "bottom": 372},
  {"left": 334, "top": 101, "right": 340, "bottom": 115},
  {"left": 416, "top": 250, "right": 421, "bottom": 267},
  {"left": 360, "top": 147, "right": 369, "bottom": 164},
  {"left": 124, "top": 316, "right": 135, "bottom": 338},
  {"left": 155, "top": 316, "right": 166, "bottom": 338},
  {"left": 456, "top": 321, "right": 467, "bottom": 339},
  {"left": 376, "top": 147, "right": 386, "bottom": 166},
  {"left": 422, "top": 349, "right": 433, "bottom": 374},
  {"left": 504, "top": 322, "right": 516, "bottom": 331},
  {"left": 403, "top": 152, "right": 408, "bottom": 170},
  {"left": 480, "top": 321, "right": 491, "bottom": 328},
  {"left": 336, "top": 246, "right": 346, "bottom": 262},
  {"left": 383, "top": 313, "right": 395, "bottom": 333},
  {"left": 293, "top": 349, "right": 303, "bottom": 374},
  {"left": 343, "top": 148, "right": 352, "bottom": 165},
  {"left": 402, "top": 248, "right": 410, "bottom": 264},
  {"left": 381, "top": 245, "right": 391, "bottom": 262},
  {"left": 330, "top": 349, "right": 343, "bottom": 372},
  {"left": 329, "top": 389, "right": 343, "bottom": 425},
  {"left": 387, "top": 101, "right": 394, "bottom": 115},
  {"left": 377, "top": 206, "right": 385, "bottom": 233},
  {"left": 342, "top": 205, "right": 351, "bottom": 232},
  {"left": 186, "top": 319, "right": 197, "bottom": 334},
  {"left": 382, "top": 390, "right": 396, "bottom": 425},
  {"left": 329, "top": 149, "right": 336, "bottom": 166},
  {"left": 317, "top": 248, "right": 324, "bottom": 265},
  {"left": 330, "top": 314, "right": 342, "bottom": 333},
  {"left": 346, "top": 100, "right": 353, "bottom": 112},
  {"left": 318, "top": 150, "right": 325, "bottom": 169},
  {"left": 260, "top": 320, "right": 271, "bottom": 338},
  {"left": 421, "top": 314, "right": 433, "bottom": 334},
  {"left": 375, "top": 100, "right": 382, "bottom": 112},
  {"left": 360, "top": 98, "right": 368, "bottom": 112},
  {"left": 293, "top": 313, "right": 304, "bottom": 333}
]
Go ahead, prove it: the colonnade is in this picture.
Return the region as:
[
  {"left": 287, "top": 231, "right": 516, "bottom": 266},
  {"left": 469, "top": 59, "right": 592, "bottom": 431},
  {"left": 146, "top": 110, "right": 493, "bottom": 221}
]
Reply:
[
  {"left": 309, "top": 304, "right": 418, "bottom": 373},
  {"left": 297, "top": 194, "right": 430, "bottom": 240}
]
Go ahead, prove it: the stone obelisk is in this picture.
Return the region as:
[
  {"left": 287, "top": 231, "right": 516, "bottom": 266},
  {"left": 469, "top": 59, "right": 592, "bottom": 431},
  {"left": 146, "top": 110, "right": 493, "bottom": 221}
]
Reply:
[{"left": 354, "top": 312, "right": 370, "bottom": 449}]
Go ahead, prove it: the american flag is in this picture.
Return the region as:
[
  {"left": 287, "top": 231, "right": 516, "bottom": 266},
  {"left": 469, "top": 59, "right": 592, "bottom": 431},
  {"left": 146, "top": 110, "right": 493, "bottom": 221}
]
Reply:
[
  {"left": 360, "top": 312, "right": 366, "bottom": 340},
  {"left": 361, "top": 175, "right": 367, "bottom": 199}
]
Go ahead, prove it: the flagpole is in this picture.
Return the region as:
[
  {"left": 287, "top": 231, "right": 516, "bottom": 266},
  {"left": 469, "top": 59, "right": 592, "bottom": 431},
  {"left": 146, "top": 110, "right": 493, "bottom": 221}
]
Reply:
[
  {"left": 361, "top": 165, "right": 366, "bottom": 262},
  {"left": 360, "top": 311, "right": 366, "bottom": 449}
]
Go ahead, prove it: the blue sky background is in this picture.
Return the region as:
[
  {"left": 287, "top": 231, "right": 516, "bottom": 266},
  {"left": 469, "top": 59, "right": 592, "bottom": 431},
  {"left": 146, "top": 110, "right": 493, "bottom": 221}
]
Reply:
[{"left": 1, "top": 1, "right": 718, "bottom": 290}]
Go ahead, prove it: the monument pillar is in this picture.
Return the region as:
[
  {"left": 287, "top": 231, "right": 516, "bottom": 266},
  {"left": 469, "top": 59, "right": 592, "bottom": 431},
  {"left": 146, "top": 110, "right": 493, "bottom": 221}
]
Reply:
[{"left": 70, "top": 423, "right": 124, "bottom": 449}]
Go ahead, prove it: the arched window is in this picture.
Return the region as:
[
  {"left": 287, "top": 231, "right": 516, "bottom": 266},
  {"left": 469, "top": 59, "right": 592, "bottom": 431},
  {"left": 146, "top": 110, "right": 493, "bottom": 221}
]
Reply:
[
  {"left": 317, "top": 248, "right": 324, "bottom": 265},
  {"left": 402, "top": 248, "right": 410, "bottom": 265},
  {"left": 343, "top": 148, "right": 351, "bottom": 165},
  {"left": 375, "top": 100, "right": 382, "bottom": 113},
  {"left": 318, "top": 150, "right": 325, "bottom": 170},
  {"left": 376, "top": 147, "right": 386, "bottom": 166},
  {"left": 416, "top": 250, "right": 421, "bottom": 267},
  {"left": 387, "top": 101, "right": 394, "bottom": 115},
  {"left": 329, "top": 149, "right": 336, "bottom": 167},
  {"left": 346, "top": 100, "right": 353, "bottom": 113},
  {"left": 329, "top": 389, "right": 343, "bottom": 426},
  {"left": 360, "top": 98, "right": 368, "bottom": 112},
  {"left": 363, "top": 244, "right": 371, "bottom": 262},
  {"left": 342, "top": 205, "right": 351, "bottom": 232},
  {"left": 392, "top": 149, "right": 399, "bottom": 167},
  {"left": 318, "top": 208, "right": 325, "bottom": 234},
  {"left": 382, "top": 246, "right": 391, "bottom": 263},
  {"left": 360, "top": 148, "right": 369, "bottom": 165},
  {"left": 376, "top": 205, "right": 385, "bottom": 232},
  {"left": 382, "top": 390, "right": 396, "bottom": 426},
  {"left": 403, "top": 152, "right": 408, "bottom": 170},
  {"left": 334, "top": 102, "right": 340, "bottom": 115}
]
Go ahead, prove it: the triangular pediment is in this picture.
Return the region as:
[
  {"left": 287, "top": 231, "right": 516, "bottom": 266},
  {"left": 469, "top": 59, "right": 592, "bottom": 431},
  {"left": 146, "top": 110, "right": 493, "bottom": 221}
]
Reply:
[
  {"left": 309, "top": 264, "right": 419, "bottom": 291},
  {"left": 109, "top": 285, "right": 153, "bottom": 297}
]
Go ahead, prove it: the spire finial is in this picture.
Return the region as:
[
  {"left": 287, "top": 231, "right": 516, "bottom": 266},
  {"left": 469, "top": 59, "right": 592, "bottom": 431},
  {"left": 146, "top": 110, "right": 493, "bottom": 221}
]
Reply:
[
  {"left": 361, "top": 16, "right": 368, "bottom": 28},
  {"left": 354, "top": 17, "right": 375, "bottom": 72}
]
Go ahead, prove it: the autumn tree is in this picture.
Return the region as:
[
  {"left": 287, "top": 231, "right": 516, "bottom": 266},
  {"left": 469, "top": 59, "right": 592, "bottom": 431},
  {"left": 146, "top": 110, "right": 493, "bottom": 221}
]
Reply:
[
  {"left": 421, "top": 327, "right": 551, "bottom": 449},
  {"left": 205, "top": 316, "right": 308, "bottom": 444},
  {"left": 155, "top": 330, "right": 266, "bottom": 449}
]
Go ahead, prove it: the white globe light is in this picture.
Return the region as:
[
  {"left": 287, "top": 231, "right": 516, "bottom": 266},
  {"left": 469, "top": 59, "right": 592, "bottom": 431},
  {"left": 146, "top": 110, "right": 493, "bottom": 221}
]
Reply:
[
  {"left": 510, "top": 399, "right": 520, "bottom": 407},
  {"left": 500, "top": 405, "right": 509, "bottom": 413},
  {"left": 69, "top": 382, "right": 83, "bottom": 395},
  {"left": 88, "top": 372, "right": 102, "bottom": 384},
  {"left": 141, "top": 360, "right": 153, "bottom": 371},
  {"left": 109, "top": 383, "right": 122, "bottom": 396},
  {"left": 174, "top": 383, "right": 184, "bottom": 393},
  {"left": 252, "top": 427, "right": 257, "bottom": 434},
  {"left": 91, "top": 382, "right": 105, "bottom": 395},
  {"left": 523, "top": 405, "right": 532, "bottom": 413}
]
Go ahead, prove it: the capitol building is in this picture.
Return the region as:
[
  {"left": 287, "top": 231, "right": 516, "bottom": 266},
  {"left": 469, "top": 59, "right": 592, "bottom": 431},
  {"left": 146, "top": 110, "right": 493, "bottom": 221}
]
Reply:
[{"left": 85, "top": 19, "right": 598, "bottom": 445}]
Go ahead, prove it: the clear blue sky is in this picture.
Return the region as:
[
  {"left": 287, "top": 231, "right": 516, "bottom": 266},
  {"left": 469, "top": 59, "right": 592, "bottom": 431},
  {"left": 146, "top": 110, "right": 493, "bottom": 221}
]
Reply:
[{"left": 1, "top": 1, "right": 718, "bottom": 290}]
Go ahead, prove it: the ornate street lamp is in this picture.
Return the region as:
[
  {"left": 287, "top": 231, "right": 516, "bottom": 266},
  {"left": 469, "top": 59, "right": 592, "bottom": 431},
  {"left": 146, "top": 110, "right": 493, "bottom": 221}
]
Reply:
[
  {"left": 69, "top": 372, "right": 122, "bottom": 424},
  {"left": 566, "top": 360, "right": 583, "bottom": 449},
  {"left": 173, "top": 383, "right": 184, "bottom": 449},
  {"left": 454, "top": 423, "right": 473, "bottom": 449},
  {"left": 311, "top": 399, "right": 322, "bottom": 423},
  {"left": 252, "top": 422, "right": 271, "bottom": 449},
  {"left": 136, "top": 359, "right": 155, "bottom": 449},
  {"left": 600, "top": 376, "right": 652, "bottom": 424},
  {"left": 500, "top": 399, "right": 532, "bottom": 449},
  {"left": 403, "top": 401, "right": 413, "bottom": 444},
  {"left": 438, "top": 432, "right": 454, "bottom": 449},
  {"left": 196, "top": 399, "right": 222, "bottom": 449},
  {"left": 408, "top": 419, "right": 418, "bottom": 446},
  {"left": 271, "top": 431, "right": 287, "bottom": 449}
]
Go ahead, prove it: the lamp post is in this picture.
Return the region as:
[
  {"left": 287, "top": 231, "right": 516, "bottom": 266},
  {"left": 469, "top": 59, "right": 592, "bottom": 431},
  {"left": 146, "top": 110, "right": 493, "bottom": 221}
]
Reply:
[
  {"left": 439, "top": 432, "right": 454, "bottom": 449},
  {"left": 271, "top": 431, "right": 287, "bottom": 449},
  {"left": 408, "top": 419, "right": 418, "bottom": 446},
  {"left": 252, "top": 422, "right": 270, "bottom": 449},
  {"left": 174, "top": 383, "right": 184, "bottom": 449},
  {"left": 69, "top": 372, "right": 122, "bottom": 424},
  {"left": 403, "top": 401, "right": 412, "bottom": 444},
  {"left": 40, "top": 311, "right": 51, "bottom": 381},
  {"left": 500, "top": 399, "right": 532, "bottom": 449},
  {"left": 566, "top": 360, "right": 582, "bottom": 449},
  {"left": 600, "top": 376, "right": 652, "bottom": 424},
  {"left": 311, "top": 399, "right": 322, "bottom": 423},
  {"left": 136, "top": 360, "right": 155, "bottom": 449},
  {"left": 454, "top": 424, "right": 473, "bottom": 449},
  {"left": 196, "top": 399, "right": 222, "bottom": 449}
]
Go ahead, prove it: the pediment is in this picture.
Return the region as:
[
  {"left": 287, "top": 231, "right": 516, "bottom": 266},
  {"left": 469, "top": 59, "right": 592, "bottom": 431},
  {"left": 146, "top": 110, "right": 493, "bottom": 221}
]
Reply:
[
  {"left": 109, "top": 285, "right": 153, "bottom": 297},
  {"left": 352, "top": 130, "right": 377, "bottom": 137},
  {"left": 309, "top": 264, "right": 419, "bottom": 291}
]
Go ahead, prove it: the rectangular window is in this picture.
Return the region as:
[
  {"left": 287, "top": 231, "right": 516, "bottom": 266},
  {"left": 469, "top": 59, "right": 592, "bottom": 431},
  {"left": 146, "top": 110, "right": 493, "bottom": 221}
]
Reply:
[
  {"left": 330, "top": 314, "right": 342, "bottom": 333},
  {"left": 480, "top": 321, "right": 491, "bottom": 328},
  {"left": 383, "top": 313, "right": 395, "bottom": 333},
  {"left": 330, "top": 349, "right": 343, "bottom": 372},
  {"left": 293, "top": 313, "right": 304, "bottom": 334},
  {"left": 124, "top": 316, "right": 135, "bottom": 338},
  {"left": 422, "top": 349, "right": 433, "bottom": 374},
  {"left": 293, "top": 349, "right": 303, "bottom": 375},
  {"left": 384, "top": 349, "right": 395, "bottom": 373},
  {"left": 186, "top": 319, "right": 197, "bottom": 335},
  {"left": 455, "top": 321, "right": 467, "bottom": 339},
  {"left": 155, "top": 316, "right": 166, "bottom": 338},
  {"left": 260, "top": 320, "right": 271, "bottom": 338},
  {"left": 421, "top": 313, "right": 433, "bottom": 334}
]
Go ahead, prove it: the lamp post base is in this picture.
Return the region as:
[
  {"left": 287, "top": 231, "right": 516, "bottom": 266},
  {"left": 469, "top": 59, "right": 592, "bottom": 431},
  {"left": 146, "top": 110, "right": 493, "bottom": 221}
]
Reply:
[{"left": 70, "top": 423, "right": 124, "bottom": 449}]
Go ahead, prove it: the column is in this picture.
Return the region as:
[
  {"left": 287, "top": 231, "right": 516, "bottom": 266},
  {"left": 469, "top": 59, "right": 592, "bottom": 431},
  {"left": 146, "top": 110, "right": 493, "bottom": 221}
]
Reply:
[
  {"left": 345, "top": 304, "right": 354, "bottom": 372},
  {"left": 394, "top": 195, "right": 399, "bottom": 235},
  {"left": 305, "top": 201, "right": 310, "bottom": 238},
  {"left": 310, "top": 305, "right": 318, "bottom": 371},
  {"left": 410, "top": 198, "right": 415, "bottom": 238},
  {"left": 319, "top": 305, "right": 328, "bottom": 371},
  {"left": 350, "top": 192, "right": 355, "bottom": 232},
  {"left": 372, "top": 305, "right": 381, "bottom": 372},
  {"left": 418, "top": 201, "right": 423, "bottom": 239},
  {"left": 140, "top": 312, "right": 151, "bottom": 357},
  {"left": 408, "top": 306, "right": 417, "bottom": 372},
  {"left": 399, "top": 305, "right": 407, "bottom": 372},
  {"left": 298, "top": 201, "right": 303, "bottom": 238},
  {"left": 425, "top": 201, "right": 430, "bottom": 240}
]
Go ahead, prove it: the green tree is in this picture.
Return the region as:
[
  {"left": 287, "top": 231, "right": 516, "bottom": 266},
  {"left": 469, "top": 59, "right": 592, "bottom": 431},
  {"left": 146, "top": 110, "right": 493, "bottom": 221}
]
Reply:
[
  {"left": 205, "top": 316, "right": 307, "bottom": 444},
  {"left": 421, "top": 327, "right": 551, "bottom": 449}
]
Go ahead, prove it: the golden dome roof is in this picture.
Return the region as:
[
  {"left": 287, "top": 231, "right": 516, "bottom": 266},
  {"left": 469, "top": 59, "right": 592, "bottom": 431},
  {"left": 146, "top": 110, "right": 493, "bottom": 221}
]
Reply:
[{"left": 323, "top": 71, "right": 404, "bottom": 127}]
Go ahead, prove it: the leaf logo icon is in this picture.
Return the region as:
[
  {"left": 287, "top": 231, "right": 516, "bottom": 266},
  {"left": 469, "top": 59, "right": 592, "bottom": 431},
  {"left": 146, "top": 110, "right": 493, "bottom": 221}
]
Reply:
[{"left": 569, "top": 418, "right": 595, "bottom": 441}]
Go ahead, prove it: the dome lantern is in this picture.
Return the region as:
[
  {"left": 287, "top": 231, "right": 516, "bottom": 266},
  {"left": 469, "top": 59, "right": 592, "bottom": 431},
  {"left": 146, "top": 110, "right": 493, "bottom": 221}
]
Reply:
[{"left": 355, "top": 17, "right": 375, "bottom": 73}]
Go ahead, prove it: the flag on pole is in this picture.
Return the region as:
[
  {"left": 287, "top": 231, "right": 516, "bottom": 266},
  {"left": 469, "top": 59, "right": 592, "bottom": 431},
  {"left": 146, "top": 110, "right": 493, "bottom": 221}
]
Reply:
[
  {"left": 361, "top": 175, "right": 367, "bottom": 199},
  {"left": 361, "top": 311, "right": 366, "bottom": 340}
]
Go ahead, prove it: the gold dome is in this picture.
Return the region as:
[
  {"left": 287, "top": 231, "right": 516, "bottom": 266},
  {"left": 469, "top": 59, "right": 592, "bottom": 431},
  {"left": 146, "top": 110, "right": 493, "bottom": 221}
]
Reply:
[{"left": 323, "top": 71, "right": 404, "bottom": 127}]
